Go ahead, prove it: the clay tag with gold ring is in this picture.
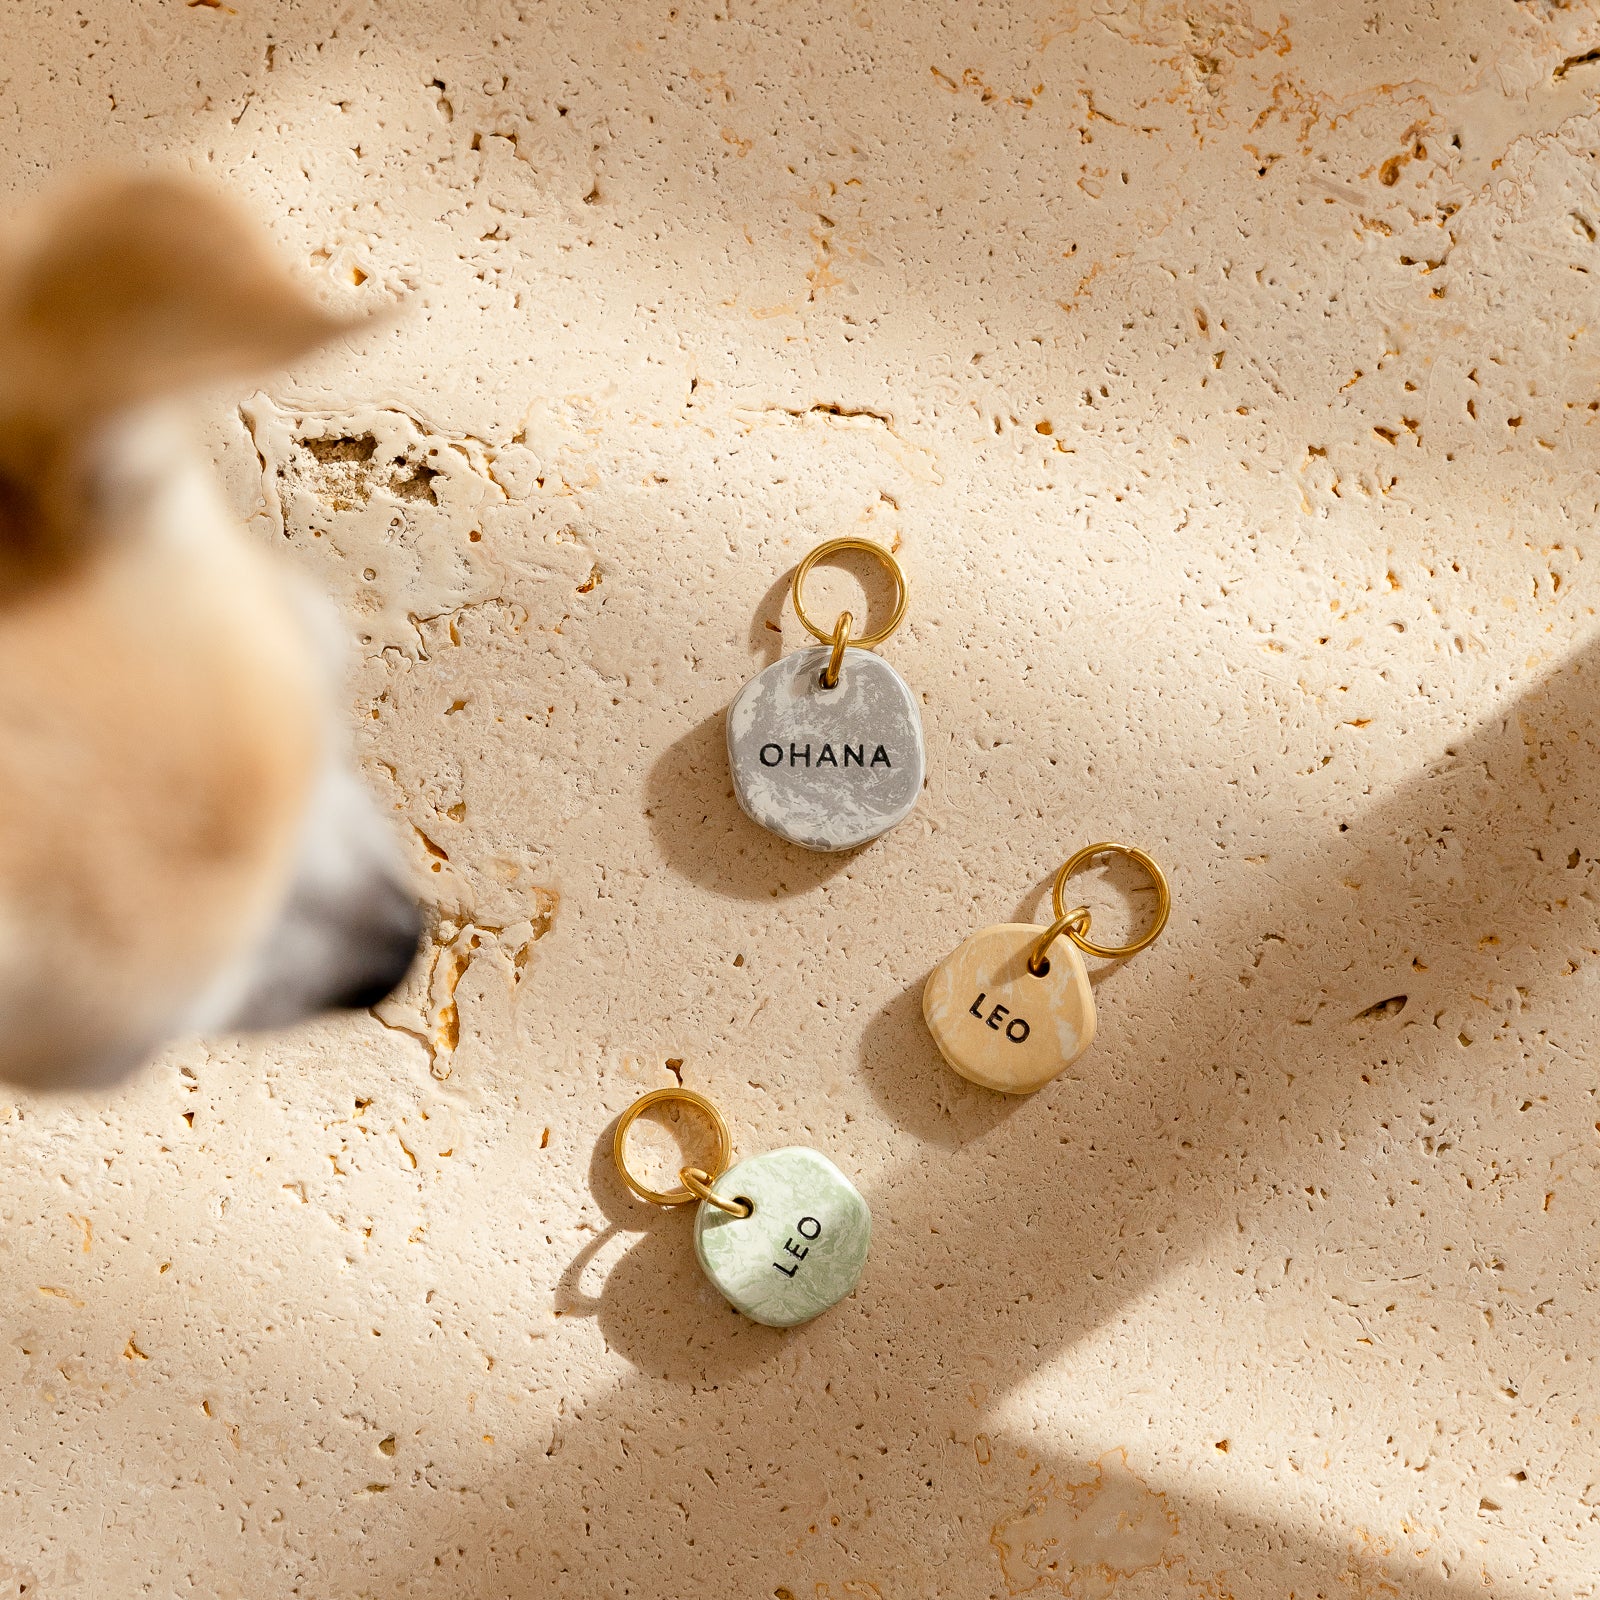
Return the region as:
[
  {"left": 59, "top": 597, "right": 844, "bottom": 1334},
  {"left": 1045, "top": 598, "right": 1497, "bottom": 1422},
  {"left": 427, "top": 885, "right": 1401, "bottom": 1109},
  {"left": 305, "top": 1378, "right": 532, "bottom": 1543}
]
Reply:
[
  {"left": 613, "top": 1085, "right": 871, "bottom": 1328},
  {"left": 922, "top": 843, "right": 1171, "bottom": 1096},
  {"left": 727, "top": 537, "right": 923, "bottom": 853},
  {"left": 923, "top": 922, "right": 1096, "bottom": 1094}
]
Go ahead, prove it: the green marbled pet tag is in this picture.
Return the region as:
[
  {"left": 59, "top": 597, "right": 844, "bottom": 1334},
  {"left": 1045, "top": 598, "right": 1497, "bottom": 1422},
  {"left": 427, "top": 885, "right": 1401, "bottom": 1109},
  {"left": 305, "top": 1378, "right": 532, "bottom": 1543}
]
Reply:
[{"left": 692, "top": 1147, "right": 871, "bottom": 1328}]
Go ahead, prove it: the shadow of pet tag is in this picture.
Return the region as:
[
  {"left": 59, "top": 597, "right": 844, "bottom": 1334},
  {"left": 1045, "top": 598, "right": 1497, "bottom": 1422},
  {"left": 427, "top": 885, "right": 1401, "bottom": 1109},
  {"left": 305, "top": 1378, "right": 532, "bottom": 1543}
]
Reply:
[
  {"left": 694, "top": 1148, "right": 871, "bottom": 1327},
  {"left": 924, "top": 924, "right": 1096, "bottom": 1094},
  {"left": 727, "top": 538, "right": 924, "bottom": 852}
]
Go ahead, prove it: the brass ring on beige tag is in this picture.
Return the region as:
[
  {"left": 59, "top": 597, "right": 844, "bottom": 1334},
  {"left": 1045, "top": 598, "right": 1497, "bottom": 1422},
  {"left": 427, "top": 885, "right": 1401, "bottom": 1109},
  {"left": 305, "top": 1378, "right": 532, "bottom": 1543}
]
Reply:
[
  {"left": 613, "top": 1086, "right": 732, "bottom": 1207},
  {"left": 792, "top": 537, "right": 908, "bottom": 650},
  {"left": 1027, "top": 906, "right": 1092, "bottom": 977},
  {"left": 1051, "top": 841, "right": 1171, "bottom": 961},
  {"left": 680, "top": 1164, "right": 754, "bottom": 1217}
]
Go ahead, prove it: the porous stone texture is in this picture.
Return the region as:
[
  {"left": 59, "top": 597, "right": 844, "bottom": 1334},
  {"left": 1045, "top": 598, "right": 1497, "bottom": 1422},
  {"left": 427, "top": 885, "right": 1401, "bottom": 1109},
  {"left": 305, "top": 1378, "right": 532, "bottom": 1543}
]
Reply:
[
  {"left": 727, "top": 645, "right": 925, "bottom": 850},
  {"left": 9, "top": 2, "right": 1600, "bottom": 1596},
  {"left": 693, "top": 1147, "right": 872, "bottom": 1327},
  {"left": 924, "top": 923, "right": 1097, "bottom": 1093}
]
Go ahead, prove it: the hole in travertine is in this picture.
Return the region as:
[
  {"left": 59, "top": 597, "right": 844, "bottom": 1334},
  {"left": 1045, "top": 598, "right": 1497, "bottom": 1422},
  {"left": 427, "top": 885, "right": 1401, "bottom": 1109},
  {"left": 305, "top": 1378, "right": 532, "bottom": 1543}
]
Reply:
[
  {"left": 294, "top": 433, "right": 443, "bottom": 509},
  {"left": 378, "top": 1435, "right": 397, "bottom": 1456},
  {"left": 391, "top": 458, "right": 441, "bottom": 503},
  {"left": 305, "top": 434, "right": 377, "bottom": 465},
  {"left": 298, "top": 434, "right": 379, "bottom": 510},
  {"left": 1355, "top": 995, "right": 1408, "bottom": 1020}
]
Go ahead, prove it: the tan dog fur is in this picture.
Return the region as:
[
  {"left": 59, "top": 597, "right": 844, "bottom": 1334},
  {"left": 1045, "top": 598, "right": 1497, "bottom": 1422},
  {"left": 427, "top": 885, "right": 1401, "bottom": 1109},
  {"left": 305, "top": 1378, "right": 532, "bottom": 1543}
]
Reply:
[{"left": 0, "top": 174, "right": 415, "bottom": 1088}]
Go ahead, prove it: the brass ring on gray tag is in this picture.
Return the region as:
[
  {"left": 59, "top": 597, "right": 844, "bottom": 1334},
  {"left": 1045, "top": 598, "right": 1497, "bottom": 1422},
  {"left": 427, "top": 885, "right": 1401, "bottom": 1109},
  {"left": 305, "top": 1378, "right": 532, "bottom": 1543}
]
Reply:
[
  {"left": 792, "top": 537, "right": 908, "bottom": 649},
  {"left": 822, "top": 610, "right": 852, "bottom": 688}
]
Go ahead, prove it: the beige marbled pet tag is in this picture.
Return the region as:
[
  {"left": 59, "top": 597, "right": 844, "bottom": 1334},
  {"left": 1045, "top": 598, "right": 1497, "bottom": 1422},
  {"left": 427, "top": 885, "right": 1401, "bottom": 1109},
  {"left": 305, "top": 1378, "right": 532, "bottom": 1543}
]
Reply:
[{"left": 922, "top": 923, "right": 1097, "bottom": 1094}]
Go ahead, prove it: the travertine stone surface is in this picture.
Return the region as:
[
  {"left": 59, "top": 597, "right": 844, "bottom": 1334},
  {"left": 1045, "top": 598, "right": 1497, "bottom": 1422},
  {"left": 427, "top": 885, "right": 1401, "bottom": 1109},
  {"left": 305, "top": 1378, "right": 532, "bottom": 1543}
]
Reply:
[
  {"left": 923, "top": 923, "right": 1097, "bottom": 1093},
  {"left": 693, "top": 1146, "right": 872, "bottom": 1327},
  {"left": 727, "top": 645, "right": 925, "bottom": 850},
  {"left": 9, "top": 2, "right": 1600, "bottom": 1596}
]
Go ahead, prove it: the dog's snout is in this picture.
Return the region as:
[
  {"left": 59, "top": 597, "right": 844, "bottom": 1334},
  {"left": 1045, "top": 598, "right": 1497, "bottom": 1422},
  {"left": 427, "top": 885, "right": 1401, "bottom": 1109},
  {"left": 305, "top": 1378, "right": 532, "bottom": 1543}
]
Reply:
[
  {"left": 329, "top": 879, "right": 422, "bottom": 1012},
  {"left": 196, "top": 759, "right": 427, "bottom": 1035}
]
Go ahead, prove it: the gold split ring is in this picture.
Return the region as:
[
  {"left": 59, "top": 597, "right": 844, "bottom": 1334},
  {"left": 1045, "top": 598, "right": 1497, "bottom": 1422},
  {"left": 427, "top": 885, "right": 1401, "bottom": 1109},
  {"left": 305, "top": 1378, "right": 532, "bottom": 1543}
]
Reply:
[
  {"left": 823, "top": 610, "right": 853, "bottom": 688},
  {"left": 792, "top": 537, "right": 908, "bottom": 652},
  {"left": 1027, "top": 907, "right": 1092, "bottom": 977},
  {"left": 613, "top": 1086, "right": 732, "bottom": 1207},
  {"left": 1047, "top": 841, "right": 1171, "bottom": 962},
  {"left": 681, "top": 1165, "right": 754, "bottom": 1217}
]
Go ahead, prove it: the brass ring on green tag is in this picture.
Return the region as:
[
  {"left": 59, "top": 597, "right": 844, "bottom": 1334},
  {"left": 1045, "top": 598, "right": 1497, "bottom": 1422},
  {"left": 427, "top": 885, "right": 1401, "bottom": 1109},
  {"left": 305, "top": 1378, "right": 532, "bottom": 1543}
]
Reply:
[
  {"left": 1051, "top": 842, "right": 1171, "bottom": 961},
  {"left": 681, "top": 1165, "right": 754, "bottom": 1218},
  {"left": 792, "top": 537, "right": 908, "bottom": 649},
  {"left": 614, "top": 1086, "right": 732, "bottom": 1207}
]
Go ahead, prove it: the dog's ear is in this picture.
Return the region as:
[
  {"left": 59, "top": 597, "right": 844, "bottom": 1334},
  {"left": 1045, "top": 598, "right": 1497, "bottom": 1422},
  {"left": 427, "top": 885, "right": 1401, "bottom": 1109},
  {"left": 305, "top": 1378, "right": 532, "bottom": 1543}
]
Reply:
[{"left": 0, "top": 172, "right": 366, "bottom": 426}]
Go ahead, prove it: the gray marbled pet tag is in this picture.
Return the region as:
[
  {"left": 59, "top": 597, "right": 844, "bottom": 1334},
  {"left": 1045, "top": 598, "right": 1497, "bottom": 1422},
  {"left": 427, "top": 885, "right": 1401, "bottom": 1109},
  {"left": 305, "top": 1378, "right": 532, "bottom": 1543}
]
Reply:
[{"left": 727, "top": 646, "right": 925, "bottom": 851}]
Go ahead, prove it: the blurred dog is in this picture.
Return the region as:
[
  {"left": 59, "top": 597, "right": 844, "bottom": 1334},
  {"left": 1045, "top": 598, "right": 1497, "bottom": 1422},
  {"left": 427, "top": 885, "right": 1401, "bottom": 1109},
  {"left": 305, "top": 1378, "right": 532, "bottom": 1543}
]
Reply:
[{"left": 0, "top": 173, "right": 420, "bottom": 1089}]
